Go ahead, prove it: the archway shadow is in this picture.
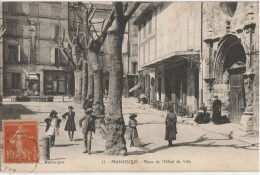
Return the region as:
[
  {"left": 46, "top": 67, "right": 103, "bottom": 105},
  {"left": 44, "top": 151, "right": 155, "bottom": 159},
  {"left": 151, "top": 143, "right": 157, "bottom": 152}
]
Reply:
[{"left": 128, "top": 134, "right": 258, "bottom": 156}]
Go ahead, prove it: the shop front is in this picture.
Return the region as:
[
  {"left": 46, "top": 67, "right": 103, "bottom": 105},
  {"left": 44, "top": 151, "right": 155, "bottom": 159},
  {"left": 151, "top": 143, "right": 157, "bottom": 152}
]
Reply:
[{"left": 43, "top": 70, "right": 68, "bottom": 95}]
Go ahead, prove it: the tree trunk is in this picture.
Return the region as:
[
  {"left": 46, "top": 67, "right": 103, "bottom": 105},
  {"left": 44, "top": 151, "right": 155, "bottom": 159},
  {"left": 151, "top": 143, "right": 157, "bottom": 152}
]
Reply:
[
  {"left": 74, "top": 68, "right": 82, "bottom": 102},
  {"left": 87, "top": 63, "right": 94, "bottom": 98},
  {"left": 104, "top": 31, "right": 127, "bottom": 155},
  {"left": 89, "top": 51, "right": 104, "bottom": 115},
  {"left": 82, "top": 60, "right": 88, "bottom": 101}
]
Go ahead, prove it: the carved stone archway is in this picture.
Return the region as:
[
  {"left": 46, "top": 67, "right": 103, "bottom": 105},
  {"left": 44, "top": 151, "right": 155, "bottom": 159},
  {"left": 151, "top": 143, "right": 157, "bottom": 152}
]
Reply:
[{"left": 212, "top": 34, "right": 247, "bottom": 83}]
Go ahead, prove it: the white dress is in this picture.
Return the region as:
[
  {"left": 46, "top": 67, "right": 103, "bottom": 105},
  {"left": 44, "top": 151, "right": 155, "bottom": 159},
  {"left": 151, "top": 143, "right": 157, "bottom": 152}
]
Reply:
[{"left": 47, "top": 118, "right": 59, "bottom": 136}]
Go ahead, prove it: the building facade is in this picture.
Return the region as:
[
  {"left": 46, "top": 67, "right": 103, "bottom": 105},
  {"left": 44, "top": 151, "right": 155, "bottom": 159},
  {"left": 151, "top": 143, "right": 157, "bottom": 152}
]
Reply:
[
  {"left": 134, "top": 2, "right": 202, "bottom": 112},
  {"left": 135, "top": 1, "right": 259, "bottom": 133},
  {"left": 122, "top": 15, "right": 139, "bottom": 98},
  {"left": 202, "top": 2, "right": 259, "bottom": 132},
  {"left": 2, "top": 2, "right": 69, "bottom": 96}
]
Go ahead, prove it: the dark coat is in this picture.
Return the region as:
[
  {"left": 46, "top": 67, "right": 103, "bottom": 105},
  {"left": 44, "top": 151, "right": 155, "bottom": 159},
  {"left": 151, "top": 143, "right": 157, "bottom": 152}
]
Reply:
[
  {"left": 83, "top": 99, "right": 93, "bottom": 110},
  {"left": 79, "top": 114, "right": 96, "bottom": 135},
  {"left": 62, "top": 111, "right": 76, "bottom": 131},
  {"left": 212, "top": 99, "right": 222, "bottom": 123},
  {"left": 129, "top": 118, "right": 138, "bottom": 138},
  {"left": 195, "top": 106, "right": 210, "bottom": 124},
  {"left": 44, "top": 116, "right": 61, "bottom": 132},
  {"left": 165, "top": 112, "right": 177, "bottom": 141}
]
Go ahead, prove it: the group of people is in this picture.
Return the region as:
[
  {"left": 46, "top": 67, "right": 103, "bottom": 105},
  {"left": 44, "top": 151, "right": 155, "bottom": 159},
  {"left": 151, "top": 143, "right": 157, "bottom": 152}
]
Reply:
[
  {"left": 44, "top": 95, "right": 98, "bottom": 155},
  {"left": 43, "top": 99, "right": 179, "bottom": 155},
  {"left": 128, "top": 106, "right": 178, "bottom": 147},
  {"left": 43, "top": 95, "right": 227, "bottom": 154},
  {"left": 194, "top": 95, "right": 228, "bottom": 124}
]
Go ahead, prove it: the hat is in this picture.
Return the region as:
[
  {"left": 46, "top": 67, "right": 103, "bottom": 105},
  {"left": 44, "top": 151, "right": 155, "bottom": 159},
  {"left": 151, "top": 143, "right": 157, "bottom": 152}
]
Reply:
[
  {"left": 68, "top": 106, "right": 73, "bottom": 110},
  {"left": 50, "top": 110, "right": 57, "bottom": 116},
  {"left": 85, "top": 108, "right": 93, "bottom": 114},
  {"left": 129, "top": 113, "right": 137, "bottom": 118}
]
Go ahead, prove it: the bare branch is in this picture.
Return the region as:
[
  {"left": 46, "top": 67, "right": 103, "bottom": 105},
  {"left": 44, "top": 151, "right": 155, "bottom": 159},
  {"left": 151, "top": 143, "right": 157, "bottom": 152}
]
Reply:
[
  {"left": 91, "top": 24, "right": 100, "bottom": 38},
  {"left": 75, "top": 23, "right": 80, "bottom": 37},
  {"left": 100, "top": 19, "right": 106, "bottom": 33},
  {"left": 80, "top": 34, "right": 85, "bottom": 43},
  {"left": 124, "top": 2, "right": 141, "bottom": 21},
  {"left": 89, "top": 7, "right": 96, "bottom": 23},
  {"left": 87, "top": 3, "right": 94, "bottom": 16},
  {"left": 61, "top": 49, "right": 76, "bottom": 69},
  {"left": 113, "top": 2, "right": 124, "bottom": 21},
  {"left": 0, "top": 28, "right": 6, "bottom": 38},
  {"left": 66, "top": 34, "right": 73, "bottom": 47},
  {"left": 101, "top": 8, "right": 115, "bottom": 34},
  {"left": 123, "top": 2, "right": 129, "bottom": 13},
  {"left": 73, "top": 6, "right": 83, "bottom": 22}
]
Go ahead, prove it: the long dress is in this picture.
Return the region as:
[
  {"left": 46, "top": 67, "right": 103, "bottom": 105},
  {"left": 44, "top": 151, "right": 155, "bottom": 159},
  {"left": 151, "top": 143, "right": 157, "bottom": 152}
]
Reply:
[
  {"left": 129, "top": 118, "right": 138, "bottom": 138},
  {"left": 62, "top": 111, "right": 76, "bottom": 131},
  {"left": 165, "top": 113, "right": 177, "bottom": 141},
  {"left": 212, "top": 99, "right": 222, "bottom": 123}
]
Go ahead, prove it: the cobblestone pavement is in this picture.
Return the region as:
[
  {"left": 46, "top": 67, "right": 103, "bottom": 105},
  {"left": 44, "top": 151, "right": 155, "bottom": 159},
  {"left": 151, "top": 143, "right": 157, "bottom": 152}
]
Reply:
[{"left": 1, "top": 97, "right": 259, "bottom": 172}]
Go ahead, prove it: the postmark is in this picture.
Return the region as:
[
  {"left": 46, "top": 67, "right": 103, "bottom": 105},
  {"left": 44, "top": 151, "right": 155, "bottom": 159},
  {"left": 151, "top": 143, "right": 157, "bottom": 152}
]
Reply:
[{"left": 2, "top": 120, "right": 39, "bottom": 164}]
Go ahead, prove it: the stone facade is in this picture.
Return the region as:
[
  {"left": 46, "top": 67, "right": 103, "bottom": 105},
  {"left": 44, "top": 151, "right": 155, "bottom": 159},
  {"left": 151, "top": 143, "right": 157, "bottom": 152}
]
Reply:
[
  {"left": 2, "top": 2, "right": 69, "bottom": 96},
  {"left": 202, "top": 2, "right": 259, "bottom": 132}
]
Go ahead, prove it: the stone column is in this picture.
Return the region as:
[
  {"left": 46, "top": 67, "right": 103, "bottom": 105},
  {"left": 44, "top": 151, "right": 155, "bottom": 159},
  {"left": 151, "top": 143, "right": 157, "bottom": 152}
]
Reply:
[
  {"left": 240, "top": 3, "right": 257, "bottom": 132},
  {"left": 203, "top": 37, "right": 214, "bottom": 110}
]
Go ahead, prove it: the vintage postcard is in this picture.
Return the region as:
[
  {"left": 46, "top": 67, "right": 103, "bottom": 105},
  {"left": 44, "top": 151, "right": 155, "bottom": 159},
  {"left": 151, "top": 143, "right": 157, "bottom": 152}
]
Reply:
[{"left": 0, "top": 1, "right": 259, "bottom": 172}]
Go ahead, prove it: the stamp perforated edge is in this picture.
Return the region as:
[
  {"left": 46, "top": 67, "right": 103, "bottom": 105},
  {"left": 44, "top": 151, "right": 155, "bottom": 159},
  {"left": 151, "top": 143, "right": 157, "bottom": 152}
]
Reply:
[{"left": 1, "top": 119, "right": 40, "bottom": 164}]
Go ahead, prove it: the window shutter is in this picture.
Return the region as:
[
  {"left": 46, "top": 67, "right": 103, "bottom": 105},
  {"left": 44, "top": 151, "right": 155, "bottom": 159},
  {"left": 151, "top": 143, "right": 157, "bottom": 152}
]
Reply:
[
  {"left": 17, "top": 45, "right": 21, "bottom": 62},
  {"left": 55, "top": 48, "right": 59, "bottom": 66},
  {"left": 51, "top": 47, "right": 56, "bottom": 65},
  {"left": 21, "top": 73, "right": 26, "bottom": 89},
  {"left": 51, "top": 24, "right": 59, "bottom": 39},
  {"left": 122, "top": 34, "right": 128, "bottom": 53}
]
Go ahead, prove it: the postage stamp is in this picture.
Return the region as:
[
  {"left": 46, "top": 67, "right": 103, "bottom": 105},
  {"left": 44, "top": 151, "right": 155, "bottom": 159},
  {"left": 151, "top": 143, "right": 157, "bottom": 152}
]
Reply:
[{"left": 2, "top": 120, "right": 39, "bottom": 164}]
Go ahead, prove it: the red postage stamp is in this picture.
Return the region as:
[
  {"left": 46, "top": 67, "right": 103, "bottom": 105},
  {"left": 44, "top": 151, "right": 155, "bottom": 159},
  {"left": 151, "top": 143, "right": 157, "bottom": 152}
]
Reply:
[{"left": 2, "top": 120, "right": 39, "bottom": 164}]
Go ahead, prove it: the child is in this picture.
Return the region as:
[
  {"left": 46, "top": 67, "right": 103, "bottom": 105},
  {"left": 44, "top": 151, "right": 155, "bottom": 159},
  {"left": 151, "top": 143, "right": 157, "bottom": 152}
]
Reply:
[
  {"left": 62, "top": 106, "right": 76, "bottom": 141},
  {"left": 128, "top": 113, "right": 138, "bottom": 147},
  {"left": 45, "top": 110, "right": 61, "bottom": 147}
]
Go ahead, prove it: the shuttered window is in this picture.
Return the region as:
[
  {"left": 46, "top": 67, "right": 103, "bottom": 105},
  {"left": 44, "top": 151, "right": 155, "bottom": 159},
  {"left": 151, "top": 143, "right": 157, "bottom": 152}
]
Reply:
[
  {"left": 131, "top": 44, "right": 138, "bottom": 56},
  {"left": 6, "top": 20, "right": 17, "bottom": 36},
  {"left": 39, "top": 41, "right": 51, "bottom": 64},
  {"left": 8, "top": 45, "right": 20, "bottom": 63},
  {"left": 51, "top": 47, "right": 59, "bottom": 65},
  {"left": 51, "top": 24, "right": 60, "bottom": 39},
  {"left": 11, "top": 73, "right": 21, "bottom": 89}
]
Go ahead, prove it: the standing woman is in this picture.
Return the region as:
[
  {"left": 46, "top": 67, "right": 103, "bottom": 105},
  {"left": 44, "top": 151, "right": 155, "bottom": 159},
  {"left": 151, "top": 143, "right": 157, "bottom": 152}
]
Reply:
[
  {"left": 62, "top": 106, "right": 76, "bottom": 141},
  {"left": 129, "top": 113, "right": 138, "bottom": 147},
  {"left": 165, "top": 107, "right": 177, "bottom": 146}
]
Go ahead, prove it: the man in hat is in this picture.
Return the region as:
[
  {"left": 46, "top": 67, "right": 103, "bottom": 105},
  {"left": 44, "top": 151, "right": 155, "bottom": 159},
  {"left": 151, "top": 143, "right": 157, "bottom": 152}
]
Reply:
[
  {"left": 79, "top": 108, "right": 97, "bottom": 154},
  {"left": 212, "top": 96, "right": 222, "bottom": 124}
]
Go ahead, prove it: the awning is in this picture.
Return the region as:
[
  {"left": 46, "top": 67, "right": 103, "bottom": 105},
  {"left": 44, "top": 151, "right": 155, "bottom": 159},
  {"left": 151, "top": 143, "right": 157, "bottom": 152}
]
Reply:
[
  {"left": 129, "top": 83, "right": 141, "bottom": 93},
  {"left": 28, "top": 73, "right": 39, "bottom": 81}
]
